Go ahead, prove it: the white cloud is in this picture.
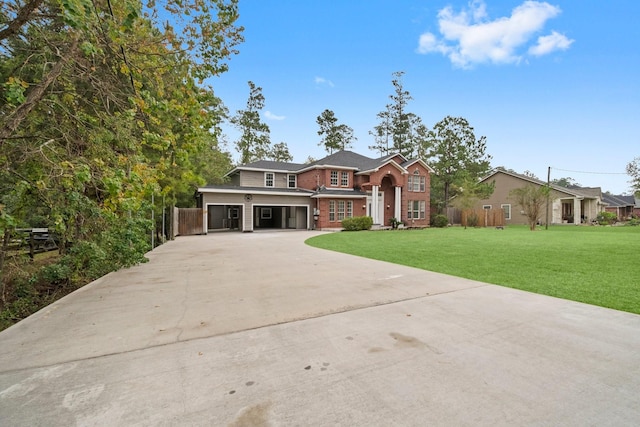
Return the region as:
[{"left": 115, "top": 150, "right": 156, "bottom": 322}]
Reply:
[
  {"left": 529, "top": 30, "right": 574, "bottom": 56},
  {"left": 417, "top": 1, "right": 572, "bottom": 68},
  {"left": 314, "top": 76, "right": 335, "bottom": 87},
  {"left": 264, "top": 111, "right": 285, "bottom": 121}
]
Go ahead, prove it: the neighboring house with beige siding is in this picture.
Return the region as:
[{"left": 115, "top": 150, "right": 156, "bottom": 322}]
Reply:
[
  {"left": 476, "top": 169, "right": 605, "bottom": 226},
  {"left": 196, "top": 150, "right": 433, "bottom": 232}
]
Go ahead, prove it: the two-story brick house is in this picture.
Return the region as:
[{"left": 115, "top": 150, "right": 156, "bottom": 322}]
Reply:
[{"left": 196, "top": 150, "right": 432, "bottom": 232}]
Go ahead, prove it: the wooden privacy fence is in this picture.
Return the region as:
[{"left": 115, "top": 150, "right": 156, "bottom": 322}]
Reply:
[
  {"left": 461, "top": 208, "right": 505, "bottom": 227},
  {"left": 445, "top": 207, "right": 462, "bottom": 225},
  {"left": 177, "top": 208, "right": 203, "bottom": 236}
]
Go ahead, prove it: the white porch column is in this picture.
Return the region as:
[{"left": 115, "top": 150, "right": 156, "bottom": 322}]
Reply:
[
  {"left": 394, "top": 186, "right": 402, "bottom": 220},
  {"left": 574, "top": 198, "right": 582, "bottom": 224},
  {"left": 372, "top": 185, "right": 379, "bottom": 224}
]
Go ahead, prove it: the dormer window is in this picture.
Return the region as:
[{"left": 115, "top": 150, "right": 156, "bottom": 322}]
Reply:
[{"left": 265, "top": 172, "right": 274, "bottom": 187}]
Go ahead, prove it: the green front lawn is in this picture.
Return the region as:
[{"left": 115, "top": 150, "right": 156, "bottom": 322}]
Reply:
[{"left": 306, "top": 225, "right": 640, "bottom": 315}]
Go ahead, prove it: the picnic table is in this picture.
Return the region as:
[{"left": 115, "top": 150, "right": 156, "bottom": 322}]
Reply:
[{"left": 14, "top": 228, "right": 59, "bottom": 258}]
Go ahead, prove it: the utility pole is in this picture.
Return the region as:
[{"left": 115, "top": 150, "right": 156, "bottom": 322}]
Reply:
[{"left": 545, "top": 167, "right": 551, "bottom": 230}]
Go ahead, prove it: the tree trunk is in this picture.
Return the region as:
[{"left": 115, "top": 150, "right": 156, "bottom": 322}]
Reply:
[
  {"left": 0, "top": 37, "right": 79, "bottom": 145},
  {"left": 0, "top": 229, "right": 11, "bottom": 305}
]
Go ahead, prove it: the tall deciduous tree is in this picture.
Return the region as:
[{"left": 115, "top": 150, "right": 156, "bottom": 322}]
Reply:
[
  {"left": 452, "top": 176, "right": 495, "bottom": 229},
  {"left": 316, "top": 109, "right": 356, "bottom": 154},
  {"left": 231, "top": 81, "right": 271, "bottom": 164},
  {"left": 510, "top": 184, "right": 550, "bottom": 231},
  {"left": 551, "top": 177, "right": 579, "bottom": 188},
  {"left": 0, "top": 0, "right": 242, "bottom": 323},
  {"left": 425, "top": 116, "right": 492, "bottom": 211},
  {"left": 268, "top": 142, "right": 293, "bottom": 162},
  {"left": 626, "top": 157, "right": 640, "bottom": 196}
]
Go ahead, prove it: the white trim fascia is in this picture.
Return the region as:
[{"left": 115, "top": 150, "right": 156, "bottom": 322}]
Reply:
[
  {"left": 357, "top": 159, "right": 407, "bottom": 175},
  {"left": 295, "top": 164, "right": 359, "bottom": 174},
  {"left": 311, "top": 193, "right": 367, "bottom": 199},
  {"left": 231, "top": 166, "right": 301, "bottom": 174},
  {"left": 323, "top": 187, "right": 353, "bottom": 192},
  {"left": 403, "top": 159, "right": 434, "bottom": 173},
  {"left": 197, "top": 187, "right": 314, "bottom": 197}
]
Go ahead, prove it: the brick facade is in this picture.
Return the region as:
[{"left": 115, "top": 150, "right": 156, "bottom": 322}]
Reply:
[{"left": 198, "top": 151, "right": 433, "bottom": 231}]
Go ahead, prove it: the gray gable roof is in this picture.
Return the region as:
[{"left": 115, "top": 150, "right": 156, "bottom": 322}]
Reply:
[
  {"left": 240, "top": 160, "right": 306, "bottom": 171},
  {"left": 305, "top": 150, "right": 377, "bottom": 170},
  {"left": 602, "top": 193, "right": 636, "bottom": 207},
  {"left": 230, "top": 150, "right": 424, "bottom": 175},
  {"left": 481, "top": 168, "right": 602, "bottom": 199}
]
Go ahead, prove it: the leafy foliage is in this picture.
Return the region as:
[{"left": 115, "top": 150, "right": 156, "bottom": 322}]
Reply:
[
  {"left": 626, "top": 157, "right": 640, "bottom": 196},
  {"left": 341, "top": 216, "right": 373, "bottom": 231},
  {"left": 267, "top": 142, "right": 293, "bottom": 162},
  {"left": 316, "top": 109, "right": 356, "bottom": 154},
  {"left": 510, "top": 184, "right": 550, "bottom": 230},
  {"left": 0, "top": 0, "right": 242, "bottom": 327},
  {"left": 551, "top": 177, "right": 580, "bottom": 188},
  {"left": 596, "top": 211, "right": 617, "bottom": 225},
  {"left": 425, "top": 116, "right": 492, "bottom": 212},
  {"left": 230, "top": 81, "right": 271, "bottom": 164},
  {"left": 431, "top": 214, "right": 449, "bottom": 228},
  {"left": 369, "top": 71, "right": 427, "bottom": 158}
]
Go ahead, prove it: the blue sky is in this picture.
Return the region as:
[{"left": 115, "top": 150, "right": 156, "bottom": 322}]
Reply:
[{"left": 212, "top": 1, "right": 639, "bottom": 194}]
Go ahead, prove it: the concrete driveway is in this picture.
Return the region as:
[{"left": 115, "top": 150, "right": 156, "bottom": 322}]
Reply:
[{"left": 1, "top": 231, "right": 639, "bottom": 426}]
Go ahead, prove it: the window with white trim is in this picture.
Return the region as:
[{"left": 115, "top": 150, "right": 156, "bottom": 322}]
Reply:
[
  {"left": 329, "top": 200, "right": 354, "bottom": 222},
  {"left": 265, "top": 172, "right": 274, "bottom": 187},
  {"left": 408, "top": 170, "right": 425, "bottom": 192},
  {"left": 483, "top": 205, "right": 491, "bottom": 210},
  {"left": 288, "top": 174, "right": 296, "bottom": 188},
  {"left": 330, "top": 171, "right": 338, "bottom": 186},
  {"left": 341, "top": 171, "right": 349, "bottom": 187},
  {"left": 337, "top": 201, "right": 346, "bottom": 220},
  {"left": 407, "top": 200, "right": 426, "bottom": 219},
  {"left": 501, "top": 204, "right": 511, "bottom": 220}
]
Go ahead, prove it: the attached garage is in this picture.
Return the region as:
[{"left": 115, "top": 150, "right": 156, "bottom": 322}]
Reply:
[
  {"left": 253, "top": 205, "right": 308, "bottom": 230},
  {"left": 196, "top": 186, "right": 314, "bottom": 232}
]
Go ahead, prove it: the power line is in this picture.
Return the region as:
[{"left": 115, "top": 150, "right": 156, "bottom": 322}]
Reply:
[{"left": 550, "top": 167, "right": 627, "bottom": 176}]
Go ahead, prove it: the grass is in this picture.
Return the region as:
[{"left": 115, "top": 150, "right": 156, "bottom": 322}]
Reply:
[{"left": 306, "top": 225, "right": 640, "bottom": 315}]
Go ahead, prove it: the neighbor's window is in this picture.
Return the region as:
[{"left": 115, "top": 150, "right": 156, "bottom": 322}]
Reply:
[
  {"left": 288, "top": 174, "right": 296, "bottom": 188},
  {"left": 483, "top": 205, "right": 491, "bottom": 210},
  {"left": 330, "top": 171, "right": 339, "bottom": 186},
  {"left": 407, "top": 200, "right": 426, "bottom": 219},
  {"left": 265, "top": 172, "right": 274, "bottom": 187},
  {"left": 341, "top": 171, "right": 349, "bottom": 187},
  {"left": 329, "top": 200, "right": 336, "bottom": 222},
  {"left": 501, "top": 204, "right": 511, "bottom": 220}
]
